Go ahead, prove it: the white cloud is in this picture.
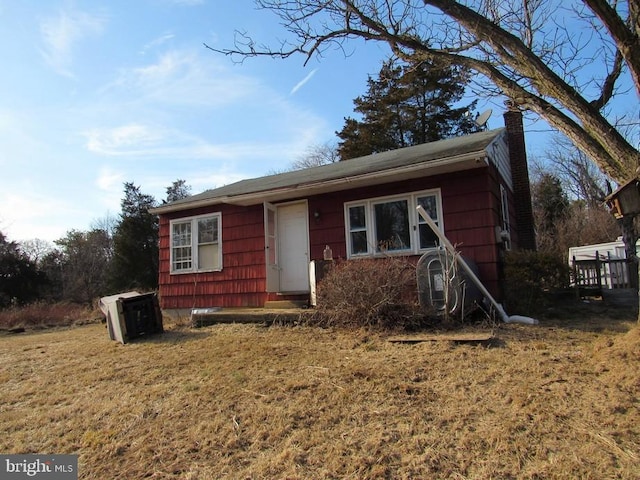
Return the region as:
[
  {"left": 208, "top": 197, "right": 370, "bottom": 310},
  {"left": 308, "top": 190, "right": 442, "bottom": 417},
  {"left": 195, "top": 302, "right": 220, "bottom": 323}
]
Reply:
[
  {"left": 0, "top": 110, "right": 47, "bottom": 166},
  {"left": 109, "top": 49, "right": 259, "bottom": 108},
  {"left": 139, "top": 33, "right": 176, "bottom": 55},
  {"left": 81, "top": 48, "right": 331, "bottom": 180},
  {"left": 84, "top": 123, "right": 217, "bottom": 158},
  {"left": 94, "top": 167, "right": 126, "bottom": 213},
  {"left": 96, "top": 166, "right": 124, "bottom": 191},
  {"left": 83, "top": 121, "right": 313, "bottom": 163},
  {"left": 85, "top": 123, "right": 164, "bottom": 155},
  {"left": 95, "top": 48, "right": 331, "bottom": 152},
  {"left": 0, "top": 188, "right": 83, "bottom": 242},
  {"left": 39, "top": 8, "right": 107, "bottom": 77},
  {"left": 290, "top": 68, "right": 318, "bottom": 95},
  {"left": 1, "top": 191, "right": 57, "bottom": 222}
]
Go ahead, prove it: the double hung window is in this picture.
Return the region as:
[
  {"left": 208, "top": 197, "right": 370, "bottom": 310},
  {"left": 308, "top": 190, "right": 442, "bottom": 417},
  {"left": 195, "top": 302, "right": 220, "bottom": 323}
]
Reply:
[
  {"left": 170, "top": 213, "right": 222, "bottom": 273},
  {"left": 345, "top": 190, "right": 442, "bottom": 258}
]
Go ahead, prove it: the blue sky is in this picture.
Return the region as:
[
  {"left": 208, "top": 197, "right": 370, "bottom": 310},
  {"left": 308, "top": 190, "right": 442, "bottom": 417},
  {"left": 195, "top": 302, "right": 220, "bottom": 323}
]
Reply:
[
  {"left": 0, "top": 0, "right": 408, "bottom": 242},
  {"left": 3, "top": 0, "right": 626, "bottom": 244}
]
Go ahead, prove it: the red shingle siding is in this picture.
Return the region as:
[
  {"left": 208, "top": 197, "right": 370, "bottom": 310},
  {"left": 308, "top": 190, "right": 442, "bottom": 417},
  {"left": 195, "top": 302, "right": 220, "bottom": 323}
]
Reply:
[
  {"left": 439, "top": 168, "right": 502, "bottom": 295},
  {"left": 306, "top": 167, "right": 504, "bottom": 297},
  {"left": 308, "top": 194, "right": 348, "bottom": 260},
  {"left": 158, "top": 204, "right": 268, "bottom": 309}
]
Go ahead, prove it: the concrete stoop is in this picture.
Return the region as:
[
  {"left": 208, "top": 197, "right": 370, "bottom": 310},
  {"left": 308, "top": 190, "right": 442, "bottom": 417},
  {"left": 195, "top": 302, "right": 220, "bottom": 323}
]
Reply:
[
  {"left": 163, "top": 307, "right": 312, "bottom": 328},
  {"left": 263, "top": 299, "right": 309, "bottom": 309}
]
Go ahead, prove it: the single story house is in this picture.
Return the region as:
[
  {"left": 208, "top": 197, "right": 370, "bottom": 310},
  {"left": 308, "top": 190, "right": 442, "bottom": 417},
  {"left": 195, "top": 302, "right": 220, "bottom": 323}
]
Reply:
[{"left": 150, "top": 108, "right": 535, "bottom": 310}]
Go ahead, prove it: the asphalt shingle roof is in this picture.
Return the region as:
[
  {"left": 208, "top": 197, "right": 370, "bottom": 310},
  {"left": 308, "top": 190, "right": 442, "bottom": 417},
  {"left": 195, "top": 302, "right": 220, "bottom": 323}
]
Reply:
[{"left": 154, "top": 128, "right": 504, "bottom": 213}]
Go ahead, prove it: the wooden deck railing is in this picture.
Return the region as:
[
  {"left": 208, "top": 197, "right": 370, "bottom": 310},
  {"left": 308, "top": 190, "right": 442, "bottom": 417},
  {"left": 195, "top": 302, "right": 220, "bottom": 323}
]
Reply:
[{"left": 571, "top": 251, "right": 632, "bottom": 296}]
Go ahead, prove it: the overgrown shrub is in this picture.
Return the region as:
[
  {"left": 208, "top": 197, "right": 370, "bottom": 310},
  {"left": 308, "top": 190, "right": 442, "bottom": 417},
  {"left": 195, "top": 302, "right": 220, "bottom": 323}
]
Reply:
[
  {"left": 0, "top": 302, "right": 99, "bottom": 330},
  {"left": 503, "top": 250, "right": 571, "bottom": 314},
  {"left": 310, "top": 257, "right": 424, "bottom": 330}
]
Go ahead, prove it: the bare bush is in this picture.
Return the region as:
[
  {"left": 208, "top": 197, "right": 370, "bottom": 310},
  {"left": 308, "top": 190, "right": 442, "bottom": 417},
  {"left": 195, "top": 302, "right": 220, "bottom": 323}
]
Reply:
[
  {"left": 535, "top": 202, "right": 620, "bottom": 258},
  {"left": 0, "top": 302, "right": 99, "bottom": 330},
  {"left": 310, "top": 257, "right": 424, "bottom": 330}
]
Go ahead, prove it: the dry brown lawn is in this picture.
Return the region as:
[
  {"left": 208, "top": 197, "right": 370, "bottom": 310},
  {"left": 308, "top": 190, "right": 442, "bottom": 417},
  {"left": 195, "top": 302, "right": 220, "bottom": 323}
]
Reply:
[{"left": 1, "top": 307, "right": 639, "bottom": 479}]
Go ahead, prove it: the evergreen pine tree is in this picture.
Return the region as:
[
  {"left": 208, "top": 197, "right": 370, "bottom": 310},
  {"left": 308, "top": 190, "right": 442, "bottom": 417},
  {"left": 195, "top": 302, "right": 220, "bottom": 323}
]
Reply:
[
  {"left": 165, "top": 179, "right": 192, "bottom": 203},
  {"left": 337, "top": 57, "right": 478, "bottom": 160},
  {"left": 110, "top": 182, "right": 159, "bottom": 292}
]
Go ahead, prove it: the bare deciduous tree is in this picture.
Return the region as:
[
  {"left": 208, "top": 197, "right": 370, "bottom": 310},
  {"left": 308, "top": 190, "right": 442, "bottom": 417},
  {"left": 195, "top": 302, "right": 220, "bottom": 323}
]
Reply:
[
  {"left": 270, "top": 141, "right": 339, "bottom": 173},
  {"left": 537, "top": 135, "right": 613, "bottom": 207},
  {"left": 531, "top": 170, "right": 619, "bottom": 255},
  {"left": 208, "top": 0, "right": 640, "bottom": 185},
  {"left": 54, "top": 229, "right": 113, "bottom": 304},
  {"left": 20, "top": 238, "right": 55, "bottom": 267},
  {"left": 291, "top": 141, "right": 340, "bottom": 169}
]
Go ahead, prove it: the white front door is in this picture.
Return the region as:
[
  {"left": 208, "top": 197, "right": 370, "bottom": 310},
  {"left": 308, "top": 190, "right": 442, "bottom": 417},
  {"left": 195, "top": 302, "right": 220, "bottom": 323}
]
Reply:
[{"left": 277, "top": 202, "right": 310, "bottom": 292}]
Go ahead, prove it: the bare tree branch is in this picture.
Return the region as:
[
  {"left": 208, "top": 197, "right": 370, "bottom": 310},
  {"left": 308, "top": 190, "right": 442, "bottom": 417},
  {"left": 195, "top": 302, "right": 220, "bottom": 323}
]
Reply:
[
  {"left": 591, "top": 49, "right": 625, "bottom": 110},
  {"left": 210, "top": 0, "right": 640, "bottom": 184},
  {"left": 584, "top": 0, "right": 640, "bottom": 93},
  {"left": 541, "top": 134, "right": 612, "bottom": 204}
]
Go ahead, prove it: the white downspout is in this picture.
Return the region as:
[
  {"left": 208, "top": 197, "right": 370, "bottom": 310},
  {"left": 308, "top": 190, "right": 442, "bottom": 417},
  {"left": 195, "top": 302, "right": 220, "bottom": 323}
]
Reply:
[{"left": 416, "top": 205, "right": 537, "bottom": 325}]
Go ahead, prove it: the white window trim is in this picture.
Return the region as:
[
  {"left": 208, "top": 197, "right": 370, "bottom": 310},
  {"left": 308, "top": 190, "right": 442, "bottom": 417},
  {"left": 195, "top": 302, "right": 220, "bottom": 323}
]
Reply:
[
  {"left": 344, "top": 189, "right": 443, "bottom": 259},
  {"left": 170, "top": 213, "right": 223, "bottom": 274}
]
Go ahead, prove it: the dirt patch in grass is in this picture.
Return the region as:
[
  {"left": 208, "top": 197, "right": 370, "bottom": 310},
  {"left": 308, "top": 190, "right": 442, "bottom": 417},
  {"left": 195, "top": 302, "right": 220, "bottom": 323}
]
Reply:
[{"left": 0, "top": 308, "right": 638, "bottom": 479}]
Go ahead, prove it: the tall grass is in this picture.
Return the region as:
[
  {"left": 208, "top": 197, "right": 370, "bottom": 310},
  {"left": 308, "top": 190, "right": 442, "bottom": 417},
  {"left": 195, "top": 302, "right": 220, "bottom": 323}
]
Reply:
[{"left": 0, "top": 302, "right": 98, "bottom": 330}]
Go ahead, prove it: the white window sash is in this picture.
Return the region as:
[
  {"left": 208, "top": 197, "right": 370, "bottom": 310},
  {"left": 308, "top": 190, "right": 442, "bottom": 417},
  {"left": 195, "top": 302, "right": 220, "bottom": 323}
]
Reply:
[{"left": 170, "top": 213, "right": 222, "bottom": 274}]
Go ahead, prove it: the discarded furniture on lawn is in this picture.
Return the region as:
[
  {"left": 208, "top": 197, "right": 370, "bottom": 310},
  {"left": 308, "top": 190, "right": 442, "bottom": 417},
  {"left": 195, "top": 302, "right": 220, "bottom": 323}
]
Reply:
[{"left": 99, "top": 291, "right": 163, "bottom": 344}]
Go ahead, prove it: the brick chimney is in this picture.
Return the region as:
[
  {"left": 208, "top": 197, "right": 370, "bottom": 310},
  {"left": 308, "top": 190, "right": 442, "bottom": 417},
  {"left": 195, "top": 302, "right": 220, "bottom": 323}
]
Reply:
[{"left": 503, "top": 102, "right": 536, "bottom": 251}]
